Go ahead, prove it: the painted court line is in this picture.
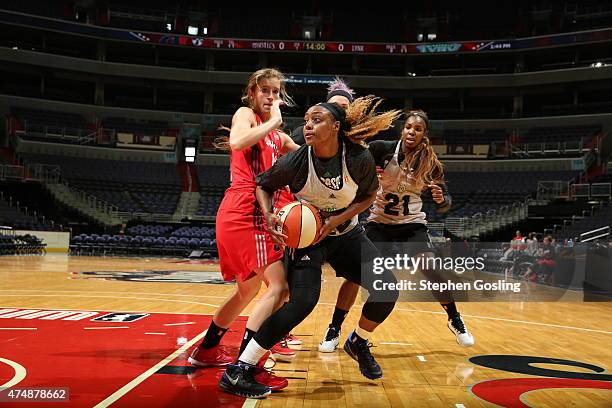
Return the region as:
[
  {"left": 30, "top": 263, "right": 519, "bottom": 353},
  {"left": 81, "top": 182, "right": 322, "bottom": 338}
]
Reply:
[
  {"left": 145, "top": 332, "right": 166, "bottom": 335},
  {"left": 84, "top": 327, "right": 130, "bottom": 330},
  {"left": 380, "top": 342, "right": 413, "bottom": 346},
  {"left": 0, "top": 289, "right": 231, "bottom": 300},
  {"left": 417, "top": 355, "right": 427, "bottom": 362},
  {"left": 0, "top": 328, "right": 37, "bottom": 330},
  {"left": 0, "top": 294, "right": 219, "bottom": 309},
  {"left": 0, "top": 358, "right": 27, "bottom": 390},
  {"left": 241, "top": 399, "right": 258, "bottom": 408},
  {"left": 164, "top": 322, "right": 196, "bottom": 326},
  {"left": 395, "top": 307, "right": 612, "bottom": 335},
  {"left": 93, "top": 330, "right": 207, "bottom": 408},
  {"left": 456, "top": 404, "right": 466, "bottom": 408},
  {"left": 0, "top": 310, "right": 41, "bottom": 319},
  {"left": 2, "top": 303, "right": 609, "bottom": 335},
  {"left": 0, "top": 305, "right": 212, "bottom": 317},
  {"left": 40, "top": 311, "right": 86, "bottom": 320},
  {"left": 14, "top": 310, "right": 67, "bottom": 319}
]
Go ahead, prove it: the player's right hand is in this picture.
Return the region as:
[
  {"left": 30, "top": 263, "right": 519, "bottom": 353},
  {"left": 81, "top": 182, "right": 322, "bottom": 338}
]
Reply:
[
  {"left": 264, "top": 211, "right": 287, "bottom": 246},
  {"left": 270, "top": 99, "right": 284, "bottom": 125}
]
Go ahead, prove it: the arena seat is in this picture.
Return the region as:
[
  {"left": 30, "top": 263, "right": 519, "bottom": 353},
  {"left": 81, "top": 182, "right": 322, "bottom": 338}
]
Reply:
[{"left": 22, "top": 154, "right": 181, "bottom": 214}]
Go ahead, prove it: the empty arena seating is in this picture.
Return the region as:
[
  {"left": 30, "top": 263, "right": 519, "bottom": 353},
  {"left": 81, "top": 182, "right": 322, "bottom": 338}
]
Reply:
[
  {"left": 186, "top": 166, "right": 583, "bottom": 223},
  {"left": 556, "top": 205, "right": 612, "bottom": 241},
  {"left": 11, "top": 107, "right": 89, "bottom": 129},
  {"left": 442, "top": 126, "right": 601, "bottom": 146},
  {"left": 103, "top": 117, "right": 170, "bottom": 135},
  {"left": 443, "top": 129, "right": 508, "bottom": 145},
  {"left": 21, "top": 154, "right": 181, "bottom": 214},
  {"left": 0, "top": 195, "right": 59, "bottom": 231},
  {"left": 11, "top": 108, "right": 94, "bottom": 144},
  {"left": 196, "top": 165, "right": 230, "bottom": 216},
  {"left": 541, "top": 102, "right": 612, "bottom": 116},
  {"left": 71, "top": 224, "right": 217, "bottom": 256},
  {"left": 425, "top": 170, "right": 581, "bottom": 221},
  {"left": 0, "top": 234, "right": 46, "bottom": 255},
  {"left": 519, "top": 125, "right": 601, "bottom": 143}
]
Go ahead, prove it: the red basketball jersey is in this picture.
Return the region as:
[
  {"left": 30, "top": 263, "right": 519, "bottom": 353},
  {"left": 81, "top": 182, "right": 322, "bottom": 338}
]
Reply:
[
  {"left": 228, "top": 114, "right": 282, "bottom": 190},
  {"left": 226, "top": 113, "right": 292, "bottom": 206},
  {"left": 216, "top": 111, "right": 293, "bottom": 280}
]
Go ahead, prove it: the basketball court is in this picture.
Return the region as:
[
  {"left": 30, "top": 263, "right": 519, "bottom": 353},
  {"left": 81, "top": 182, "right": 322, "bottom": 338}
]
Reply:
[{"left": 1, "top": 254, "right": 610, "bottom": 407}]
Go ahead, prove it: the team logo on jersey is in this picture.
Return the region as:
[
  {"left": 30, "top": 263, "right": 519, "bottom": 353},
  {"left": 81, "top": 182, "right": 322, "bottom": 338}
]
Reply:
[
  {"left": 397, "top": 184, "right": 408, "bottom": 193},
  {"left": 329, "top": 193, "right": 337, "bottom": 199},
  {"left": 322, "top": 204, "right": 337, "bottom": 212},
  {"left": 265, "top": 138, "right": 278, "bottom": 151},
  {"left": 320, "top": 172, "right": 342, "bottom": 190}
]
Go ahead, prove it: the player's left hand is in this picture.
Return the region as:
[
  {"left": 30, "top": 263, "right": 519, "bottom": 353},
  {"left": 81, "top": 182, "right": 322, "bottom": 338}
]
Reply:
[
  {"left": 429, "top": 183, "right": 445, "bottom": 204},
  {"left": 313, "top": 215, "right": 343, "bottom": 245}
]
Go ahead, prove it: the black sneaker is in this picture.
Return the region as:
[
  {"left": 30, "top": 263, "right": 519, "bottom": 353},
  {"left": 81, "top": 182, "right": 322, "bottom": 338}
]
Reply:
[
  {"left": 319, "top": 325, "right": 340, "bottom": 353},
  {"left": 343, "top": 331, "right": 383, "bottom": 380},
  {"left": 219, "top": 363, "right": 271, "bottom": 399}
]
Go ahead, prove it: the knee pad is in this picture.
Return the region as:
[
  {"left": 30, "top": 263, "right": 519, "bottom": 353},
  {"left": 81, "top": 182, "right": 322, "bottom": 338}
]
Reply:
[
  {"left": 362, "top": 299, "right": 396, "bottom": 324},
  {"left": 361, "top": 268, "right": 398, "bottom": 324}
]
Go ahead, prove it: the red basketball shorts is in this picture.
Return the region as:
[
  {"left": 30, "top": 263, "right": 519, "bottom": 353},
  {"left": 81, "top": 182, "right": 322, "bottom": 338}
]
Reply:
[{"left": 216, "top": 189, "right": 292, "bottom": 282}]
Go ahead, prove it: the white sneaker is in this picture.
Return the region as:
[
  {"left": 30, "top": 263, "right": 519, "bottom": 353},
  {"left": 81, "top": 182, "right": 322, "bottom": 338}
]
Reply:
[
  {"left": 318, "top": 326, "right": 340, "bottom": 353},
  {"left": 448, "top": 315, "right": 475, "bottom": 347}
]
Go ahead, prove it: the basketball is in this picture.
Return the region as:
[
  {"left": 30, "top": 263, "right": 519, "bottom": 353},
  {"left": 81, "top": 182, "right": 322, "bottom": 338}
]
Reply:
[{"left": 276, "top": 201, "right": 322, "bottom": 248}]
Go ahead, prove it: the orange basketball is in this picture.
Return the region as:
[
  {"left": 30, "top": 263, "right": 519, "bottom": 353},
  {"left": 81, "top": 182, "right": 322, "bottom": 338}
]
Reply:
[{"left": 275, "top": 201, "right": 322, "bottom": 249}]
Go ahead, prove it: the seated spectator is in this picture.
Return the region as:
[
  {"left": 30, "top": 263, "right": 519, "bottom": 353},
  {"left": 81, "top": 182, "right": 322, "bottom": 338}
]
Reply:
[
  {"left": 526, "top": 232, "right": 538, "bottom": 256},
  {"left": 520, "top": 235, "right": 556, "bottom": 284},
  {"left": 501, "top": 230, "right": 527, "bottom": 261},
  {"left": 536, "top": 236, "right": 556, "bottom": 284}
]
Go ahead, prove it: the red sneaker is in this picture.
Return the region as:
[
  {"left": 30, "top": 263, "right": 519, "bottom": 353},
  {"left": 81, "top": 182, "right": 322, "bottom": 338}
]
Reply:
[
  {"left": 257, "top": 350, "right": 276, "bottom": 370},
  {"left": 254, "top": 367, "right": 288, "bottom": 391},
  {"left": 285, "top": 334, "right": 302, "bottom": 345},
  {"left": 257, "top": 351, "right": 270, "bottom": 367},
  {"left": 271, "top": 339, "right": 296, "bottom": 362},
  {"left": 188, "top": 345, "right": 233, "bottom": 367}
]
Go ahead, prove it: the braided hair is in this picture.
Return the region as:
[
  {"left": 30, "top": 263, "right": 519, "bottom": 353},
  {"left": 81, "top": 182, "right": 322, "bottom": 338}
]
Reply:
[{"left": 400, "top": 110, "right": 445, "bottom": 185}]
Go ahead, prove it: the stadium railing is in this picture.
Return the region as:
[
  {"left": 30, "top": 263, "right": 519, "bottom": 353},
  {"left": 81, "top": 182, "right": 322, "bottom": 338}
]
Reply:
[
  {"left": 16, "top": 120, "right": 97, "bottom": 146},
  {"left": 580, "top": 226, "right": 611, "bottom": 242}
]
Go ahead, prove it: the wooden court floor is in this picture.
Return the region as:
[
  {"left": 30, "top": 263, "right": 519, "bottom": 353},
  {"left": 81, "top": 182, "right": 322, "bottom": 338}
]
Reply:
[{"left": 0, "top": 254, "right": 611, "bottom": 407}]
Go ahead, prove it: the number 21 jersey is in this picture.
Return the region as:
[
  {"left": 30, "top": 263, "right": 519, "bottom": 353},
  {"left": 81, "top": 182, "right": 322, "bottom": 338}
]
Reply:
[{"left": 367, "top": 140, "right": 426, "bottom": 225}]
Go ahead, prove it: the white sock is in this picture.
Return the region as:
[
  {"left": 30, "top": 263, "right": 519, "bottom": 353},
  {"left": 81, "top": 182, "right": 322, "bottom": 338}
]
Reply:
[
  {"left": 355, "top": 326, "right": 373, "bottom": 342},
  {"left": 238, "top": 339, "right": 268, "bottom": 365}
]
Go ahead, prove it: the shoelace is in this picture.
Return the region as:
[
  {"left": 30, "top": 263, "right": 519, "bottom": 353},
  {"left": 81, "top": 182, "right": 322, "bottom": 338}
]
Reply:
[
  {"left": 354, "top": 340, "right": 377, "bottom": 365},
  {"left": 325, "top": 327, "right": 339, "bottom": 341},
  {"left": 451, "top": 316, "right": 467, "bottom": 333},
  {"left": 239, "top": 362, "right": 266, "bottom": 384}
]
